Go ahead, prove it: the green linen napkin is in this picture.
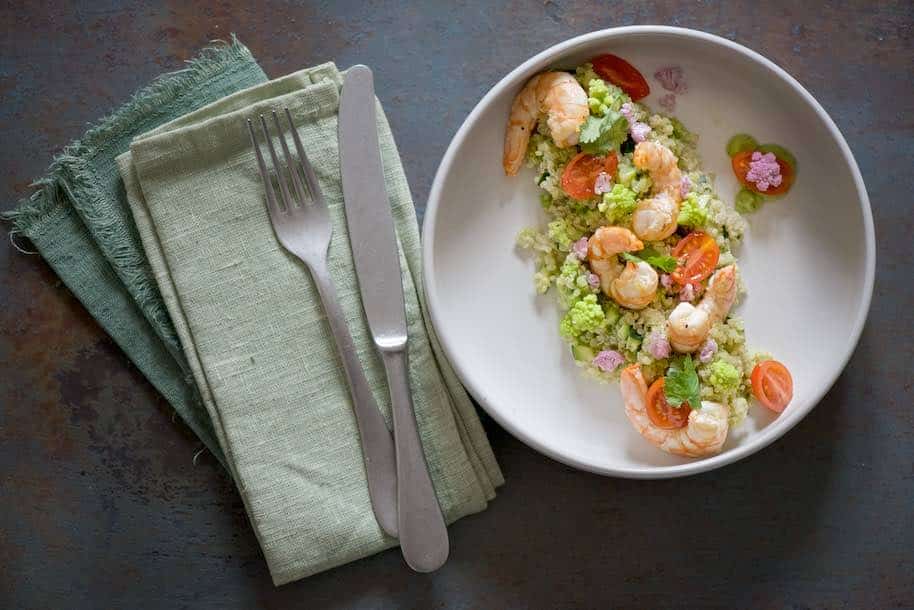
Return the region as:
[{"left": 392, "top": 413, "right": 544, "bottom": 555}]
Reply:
[
  {"left": 3, "top": 39, "right": 269, "bottom": 466},
  {"left": 117, "top": 64, "right": 502, "bottom": 584}
]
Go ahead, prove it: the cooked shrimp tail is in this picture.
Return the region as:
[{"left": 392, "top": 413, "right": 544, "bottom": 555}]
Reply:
[
  {"left": 633, "top": 140, "right": 683, "bottom": 200},
  {"left": 503, "top": 72, "right": 589, "bottom": 175},
  {"left": 667, "top": 265, "right": 738, "bottom": 352},
  {"left": 585, "top": 226, "right": 658, "bottom": 308},
  {"left": 619, "top": 364, "right": 729, "bottom": 457}
]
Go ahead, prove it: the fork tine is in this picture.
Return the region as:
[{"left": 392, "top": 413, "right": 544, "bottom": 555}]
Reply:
[
  {"left": 271, "top": 109, "right": 310, "bottom": 208},
  {"left": 247, "top": 118, "right": 281, "bottom": 216},
  {"left": 284, "top": 108, "right": 324, "bottom": 207},
  {"left": 259, "top": 113, "right": 293, "bottom": 211}
]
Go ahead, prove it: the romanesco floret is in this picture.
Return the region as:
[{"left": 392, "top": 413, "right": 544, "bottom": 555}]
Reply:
[
  {"left": 708, "top": 359, "right": 740, "bottom": 392},
  {"left": 559, "top": 294, "right": 605, "bottom": 340},
  {"left": 547, "top": 219, "right": 581, "bottom": 252},
  {"left": 574, "top": 63, "right": 601, "bottom": 89},
  {"left": 677, "top": 192, "right": 709, "bottom": 227},
  {"left": 555, "top": 256, "right": 595, "bottom": 307},
  {"left": 586, "top": 78, "right": 629, "bottom": 117},
  {"left": 599, "top": 184, "right": 638, "bottom": 223}
]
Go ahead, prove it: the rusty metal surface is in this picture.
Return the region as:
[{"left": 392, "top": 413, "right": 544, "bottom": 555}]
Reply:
[{"left": 1, "top": 1, "right": 912, "bottom": 608}]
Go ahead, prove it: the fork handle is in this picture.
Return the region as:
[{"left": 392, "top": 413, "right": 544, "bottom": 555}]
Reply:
[
  {"left": 381, "top": 347, "right": 449, "bottom": 572},
  {"left": 309, "top": 261, "right": 399, "bottom": 538}
]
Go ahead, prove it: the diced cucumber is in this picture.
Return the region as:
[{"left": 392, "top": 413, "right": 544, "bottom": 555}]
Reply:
[
  {"left": 726, "top": 133, "right": 758, "bottom": 157},
  {"left": 735, "top": 187, "right": 763, "bottom": 213},
  {"left": 604, "top": 304, "right": 620, "bottom": 326},
  {"left": 617, "top": 161, "right": 637, "bottom": 186},
  {"left": 571, "top": 344, "right": 596, "bottom": 362},
  {"left": 757, "top": 143, "right": 797, "bottom": 171},
  {"left": 615, "top": 323, "right": 631, "bottom": 342}
]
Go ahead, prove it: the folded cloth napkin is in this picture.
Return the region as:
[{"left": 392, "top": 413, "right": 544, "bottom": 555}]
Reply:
[
  {"left": 116, "top": 64, "right": 502, "bottom": 584},
  {"left": 3, "top": 38, "right": 269, "bottom": 466}
]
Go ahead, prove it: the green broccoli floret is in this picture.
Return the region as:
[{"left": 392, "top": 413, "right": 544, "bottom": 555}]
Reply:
[
  {"left": 677, "top": 192, "right": 709, "bottom": 227},
  {"left": 599, "top": 184, "right": 638, "bottom": 223},
  {"left": 547, "top": 219, "right": 581, "bottom": 252},
  {"left": 559, "top": 294, "right": 605, "bottom": 340},
  {"left": 708, "top": 359, "right": 741, "bottom": 392}
]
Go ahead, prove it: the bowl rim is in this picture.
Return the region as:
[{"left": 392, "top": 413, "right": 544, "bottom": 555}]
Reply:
[{"left": 421, "top": 25, "right": 875, "bottom": 479}]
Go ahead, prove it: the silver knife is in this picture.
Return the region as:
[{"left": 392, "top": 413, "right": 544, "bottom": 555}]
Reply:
[{"left": 339, "top": 64, "right": 449, "bottom": 572}]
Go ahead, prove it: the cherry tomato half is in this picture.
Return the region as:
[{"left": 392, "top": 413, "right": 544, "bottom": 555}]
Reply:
[
  {"left": 751, "top": 360, "right": 794, "bottom": 413},
  {"left": 671, "top": 232, "right": 720, "bottom": 287},
  {"left": 646, "top": 377, "right": 691, "bottom": 429},
  {"left": 731, "top": 150, "right": 795, "bottom": 196},
  {"left": 561, "top": 152, "right": 618, "bottom": 200},
  {"left": 591, "top": 54, "right": 650, "bottom": 101}
]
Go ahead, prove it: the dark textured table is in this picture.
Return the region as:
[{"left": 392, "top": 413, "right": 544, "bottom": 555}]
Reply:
[{"left": 2, "top": 2, "right": 912, "bottom": 608}]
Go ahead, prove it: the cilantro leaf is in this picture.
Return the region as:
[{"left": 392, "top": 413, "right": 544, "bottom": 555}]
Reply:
[
  {"left": 665, "top": 355, "right": 702, "bottom": 410},
  {"left": 619, "top": 248, "right": 678, "bottom": 273},
  {"left": 578, "top": 116, "right": 606, "bottom": 145},
  {"left": 578, "top": 110, "right": 628, "bottom": 155},
  {"left": 639, "top": 246, "right": 678, "bottom": 273}
]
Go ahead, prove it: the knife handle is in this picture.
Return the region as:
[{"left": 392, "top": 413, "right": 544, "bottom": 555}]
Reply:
[
  {"left": 309, "top": 261, "right": 399, "bottom": 538},
  {"left": 381, "top": 347, "right": 449, "bottom": 572}
]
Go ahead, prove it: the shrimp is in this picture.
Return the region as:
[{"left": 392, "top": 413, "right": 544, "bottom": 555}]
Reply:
[
  {"left": 620, "top": 364, "right": 729, "bottom": 457},
  {"left": 586, "top": 226, "right": 643, "bottom": 296},
  {"left": 503, "top": 72, "right": 589, "bottom": 175},
  {"left": 632, "top": 191, "right": 679, "bottom": 241},
  {"left": 633, "top": 140, "right": 683, "bottom": 198},
  {"left": 667, "top": 265, "right": 738, "bottom": 352},
  {"left": 630, "top": 141, "right": 683, "bottom": 241},
  {"left": 611, "top": 260, "right": 658, "bottom": 310}
]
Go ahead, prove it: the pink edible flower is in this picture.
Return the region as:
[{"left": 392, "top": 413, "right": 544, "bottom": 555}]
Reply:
[
  {"left": 593, "top": 172, "right": 613, "bottom": 195},
  {"left": 619, "top": 102, "right": 651, "bottom": 143},
  {"left": 586, "top": 273, "right": 601, "bottom": 289},
  {"left": 630, "top": 122, "right": 651, "bottom": 143},
  {"left": 660, "top": 273, "right": 674, "bottom": 291},
  {"left": 654, "top": 66, "right": 688, "bottom": 94},
  {"left": 620, "top": 102, "right": 635, "bottom": 123},
  {"left": 572, "top": 237, "right": 589, "bottom": 260},
  {"left": 592, "top": 350, "right": 624, "bottom": 373},
  {"left": 658, "top": 93, "right": 676, "bottom": 112},
  {"left": 745, "top": 151, "right": 783, "bottom": 192},
  {"left": 645, "top": 330, "right": 671, "bottom": 360},
  {"left": 699, "top": 338, "right": 718, "bottom": 363},
  {"left": 680, "top": 175, "right": 692, "bottom": 198},
  {"left": 679, "top": 282, "right": 696, "bottom": 302}
]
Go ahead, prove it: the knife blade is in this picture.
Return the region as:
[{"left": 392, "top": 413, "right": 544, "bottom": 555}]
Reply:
[{"left": 339, "top": 64, "right": 449, "bottom": 572}]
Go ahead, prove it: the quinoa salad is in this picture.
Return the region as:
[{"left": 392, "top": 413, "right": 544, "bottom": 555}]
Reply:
[{"left": 504, "top": 54, "right": 795, "bottom": 458}]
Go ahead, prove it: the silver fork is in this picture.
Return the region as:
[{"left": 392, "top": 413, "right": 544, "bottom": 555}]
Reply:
[{"left": 247, "top": 109, "right": 398, "bottom": 538}]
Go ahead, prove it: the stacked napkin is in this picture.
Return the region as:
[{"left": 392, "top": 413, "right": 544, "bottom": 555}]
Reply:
[
  {"left": 5, "top": 41, "right": 502, "bottom": 584},
  {"left": 3, "top": 39, "right": 269, "bottom": 465}
]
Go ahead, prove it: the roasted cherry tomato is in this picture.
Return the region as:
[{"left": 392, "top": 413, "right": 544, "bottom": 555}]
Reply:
[
  {"left": 561, "top": 152, "right": 618, "bottom": 200},
  {"left": 591, "top": 54, "right": 650, "bottom": 101},
  {"left": 751, "top": 360, "right": 793, "bottom": 413},
  {"left": 671, "top": 232, "right": 720, "bottom": 287},
  {"left": 731, "top": 150, "right": 795, "bottom": 196},
  {"left": 646, "top": 377, "right": 691, "bottom": 429}
]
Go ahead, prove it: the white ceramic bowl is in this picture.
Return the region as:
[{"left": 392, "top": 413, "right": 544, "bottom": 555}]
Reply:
[{"left": 422, "top": 26, "right": 874, "bottom": 478}]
